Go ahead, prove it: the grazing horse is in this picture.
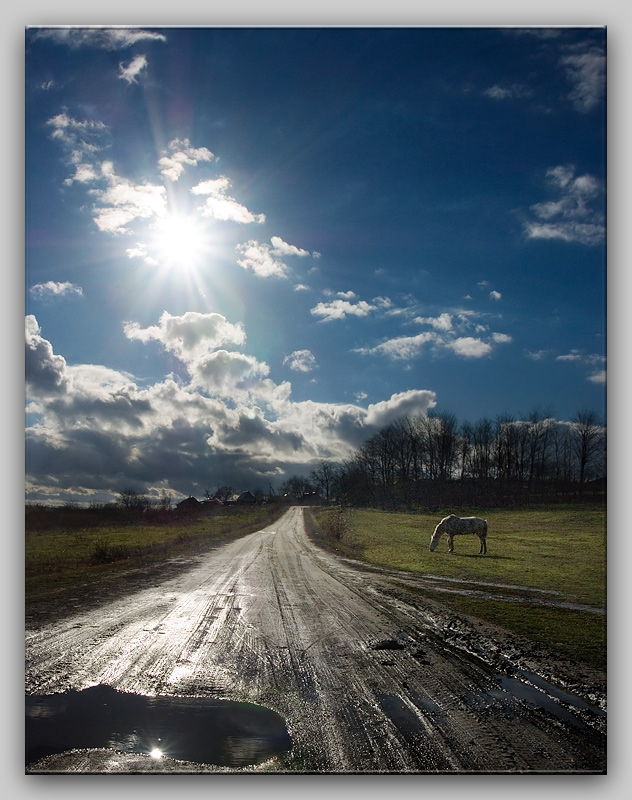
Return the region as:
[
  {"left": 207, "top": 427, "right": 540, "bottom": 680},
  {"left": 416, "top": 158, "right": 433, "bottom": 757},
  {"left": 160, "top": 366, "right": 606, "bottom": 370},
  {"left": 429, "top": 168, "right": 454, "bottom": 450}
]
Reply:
[{"left": 429, "top": 514, "right": 487, "bottom": 555}]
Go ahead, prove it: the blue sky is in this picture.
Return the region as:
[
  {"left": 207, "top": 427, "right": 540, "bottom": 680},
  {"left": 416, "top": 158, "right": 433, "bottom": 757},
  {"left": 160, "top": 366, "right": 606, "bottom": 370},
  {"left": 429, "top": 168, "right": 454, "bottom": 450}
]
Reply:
[{"left": 25, "top": 25, "right": 606, "bottom": 505}]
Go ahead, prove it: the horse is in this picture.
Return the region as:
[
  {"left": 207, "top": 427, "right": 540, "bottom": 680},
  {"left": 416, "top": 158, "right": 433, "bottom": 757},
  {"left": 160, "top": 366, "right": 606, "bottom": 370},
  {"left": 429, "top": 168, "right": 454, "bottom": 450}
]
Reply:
[{"left": 429, "top": 514, "right": 487, "bottom": 555}]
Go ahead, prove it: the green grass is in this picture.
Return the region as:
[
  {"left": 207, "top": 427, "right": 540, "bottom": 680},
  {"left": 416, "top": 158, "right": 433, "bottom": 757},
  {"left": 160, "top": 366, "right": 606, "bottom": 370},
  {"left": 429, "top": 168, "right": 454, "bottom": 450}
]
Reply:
[
  {"left": 311, "top": 505, "right": 606, "bottom": 669},
  {"left": 26, "top": 506, "right": 284, "bottom": 607}
]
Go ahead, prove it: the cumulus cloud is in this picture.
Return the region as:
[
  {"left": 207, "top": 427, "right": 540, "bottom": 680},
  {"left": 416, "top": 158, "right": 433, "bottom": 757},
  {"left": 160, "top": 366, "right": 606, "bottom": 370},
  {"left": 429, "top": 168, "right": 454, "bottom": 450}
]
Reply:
[
  {"left": 284, "top": 350, "right": 317, "bottom": 373},
  {"left": 29, "top": 281, "right": 83, "bottom": 299},
  {"left": 354, "top": 308, "right": 511, "bottom": 361},
  {"left": 447, "top": 337, "right": 493, "bottom": 358},
  {"left": 124, "top": 310, "right": 246, "bottom": 360},
  {"left": 414, "top": 312, "right": 453, "bottom": 331},
  {"left": 26, "top": 315, "right": 68, "bottom": 396},
  {"left": 525, "top": 164, "right": 605, "bottom": 245},
  {"left": 311, "top": 297, "right": 378, "bottom": 322},
  {"left": 159, "top": 138, "right": 215, "bottom": 181},
  {"left": 234, "top": 236, "right": 312, "bottom": 278},
  {"left": 118, "top": 54, "right": 148, "bottom": 84},
  {"left": 26, "top": 314, "right": 440, "bottom": 504},
  {"left": 489, "top": 290, "right": 502, "bottom": 301},
  {"left": 192, "top": 176, "right": 265, "bottom": 223}
]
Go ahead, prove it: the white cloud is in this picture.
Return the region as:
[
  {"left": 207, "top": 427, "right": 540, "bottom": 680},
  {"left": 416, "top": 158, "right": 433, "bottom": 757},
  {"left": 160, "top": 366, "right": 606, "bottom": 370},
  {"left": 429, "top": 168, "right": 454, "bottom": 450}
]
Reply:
[
  {"left": 192, "top": 176, "right": 265, "bottom": 223},
  {"left": 414, "top": 312, "right": 453, "bottom": 331},
  {"left": 46, "top": 112, "right": 110, "bottom": 168},
  {"left": 492, "top": 332, "right": 512, "bottom": 343},
  {"left": 311, "top": 298, "right": 377, "bottom": 322},
  {"left": 525, "top": 164, "right": 605, "bottom": 245},
  {"left": 29, "top": 281, "right": 83, "bottom": 299},
  {"left": 270, "top": 236, "right": 310, "bottom": 257},
  {"left": 118, "top": 54, "right": 148, "bottom": 84},
  {"left": 284, "top": 350, "right": 317, "bottom": 373},
  {"left": 235, "top": 241, "right": 288, "bottom": 278},
  {"left": 489, "top": 290, "right": 502, "bottom": 301},
  {"left": 556, "top": 350, "right": 606, "bottom": 384},
  {"left": 90, "top": 161, "right": 167, "bottom": 233},
  {"left": 124, "top": 310, "right": 246, "bottom": 361},
  {"left": 33, "top": 28, "right": 167, "bottom": 50},
  {"left": 159, "top": 138, "right": 215, "bottom": 182},
  {"left": 26, "top": 315, "right": 441, "bottom": 503},
  {"left": 294, "top": 284, "right": 311, "bottom": 292},
  {"left": 561, "top": 46, "right": 605, "bottom": 113},
  {"left": 354, "top": 332, "right": 437, "bottom": 359},
  {"left": 447, "top": 337, "right": 493, "bottom": 358}
]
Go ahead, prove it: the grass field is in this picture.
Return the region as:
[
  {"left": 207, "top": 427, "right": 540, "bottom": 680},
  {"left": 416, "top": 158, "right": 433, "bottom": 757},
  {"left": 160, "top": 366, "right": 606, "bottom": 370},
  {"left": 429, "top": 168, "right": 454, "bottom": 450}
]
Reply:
[
  {"left": 311, "top": 505, "right": 606, "bottom": 670},
  {"left": 25, "top": 505, "right": 285, "bottom": 607}
]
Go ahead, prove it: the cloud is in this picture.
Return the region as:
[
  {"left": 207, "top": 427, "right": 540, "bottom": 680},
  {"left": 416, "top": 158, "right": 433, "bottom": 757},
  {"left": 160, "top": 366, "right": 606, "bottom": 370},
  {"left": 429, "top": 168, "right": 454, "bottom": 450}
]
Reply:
[
  {"left": 561, "top": 46, "right": 606, "bottom": 113},
  {"left": 26, "top": 316, "right": 68, "bottom": 396},
  {"left": 489, "top": 290, "right": 502, "bottom": 301},
  {"left": 192, "top": 177, "right": 265, "bottom": 223},
  {"left": 556, "top": 349, "right": 606, "bottom": 383},
  {"left": 311, "top": 298, "right": 377, "bottom": 322},
  {"left": 47, "top": 111, "right": 110, "bottom": 169},
  {"left": 525, "top": 164, "right": 605, "bottom": 245},
  {"left": 26, "top": 315, "right": 440, "bottom": 504},
  {"left": 446, "top": 337, "right": 493, "bottom": 358},
  {"left": 414, "top": 312, "right": 453, "bottom": 331},
  {"left": 270, "top": 236, "right": 310, "bottom": 257},
  {"left": 354, "top": 332, "right": 437, "bottom": 360},
  {"left": 483, "top": 84, "right": 531, "bottom": 100},
  {"left": 90, "top": 161, "right": 167, "bottom": 233},
  {"left": 124, "top": 310, "right": 246, "bottom": 360},
  {"left": 29, "top": 281, "right": 83, "bottom": 299},
  {"left": 33, "top": 28, "right": 167, "bottom": 50},
  {"left": 235, "top": 241, "right": 289, "bottom": 278},
  {"left": 354, "top": 307, "right": 511, "bottom": 361},
  {"left": 118, "top": 54, "right": 148, "bottom": 84},
  {"left": 159, "top": 138, "right": 216, "bottom": 181},
  {"left": 284, "top": 350, "right": 317, "bottom": 373}
]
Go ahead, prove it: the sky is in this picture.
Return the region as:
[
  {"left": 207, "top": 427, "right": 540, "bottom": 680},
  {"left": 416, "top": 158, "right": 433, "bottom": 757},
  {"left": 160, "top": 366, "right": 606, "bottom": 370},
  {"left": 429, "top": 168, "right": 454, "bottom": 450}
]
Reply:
[{"left": 25, "top": 25, "right": 607, "bottom": 506}]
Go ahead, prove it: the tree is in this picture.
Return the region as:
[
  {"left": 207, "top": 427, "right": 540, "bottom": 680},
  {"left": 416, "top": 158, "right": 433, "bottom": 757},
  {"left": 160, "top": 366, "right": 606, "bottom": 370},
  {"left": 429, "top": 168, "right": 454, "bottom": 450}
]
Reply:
[
  {"left": 571, "top": 410, "right": 604, "bottom": 495},
  {"left": 310, "top": 460, "right": 339, "bottom": 503}
]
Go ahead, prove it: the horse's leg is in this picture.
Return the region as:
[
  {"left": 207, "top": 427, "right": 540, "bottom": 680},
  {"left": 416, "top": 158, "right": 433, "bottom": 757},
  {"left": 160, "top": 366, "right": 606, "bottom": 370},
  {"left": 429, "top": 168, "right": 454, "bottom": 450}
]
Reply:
[
  {"left": 447, "top": 534, "right": 454, "bottom": 553},
  {"left": 479, "top": 535, "right": 486, "bottom": 555}
]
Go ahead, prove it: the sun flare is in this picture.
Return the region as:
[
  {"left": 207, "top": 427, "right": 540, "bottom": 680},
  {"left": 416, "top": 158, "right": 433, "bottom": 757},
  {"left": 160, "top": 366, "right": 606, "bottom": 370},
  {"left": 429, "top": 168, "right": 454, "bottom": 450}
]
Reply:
[{"left": 151, "top": 214, "right": 209, "bottom": 270}]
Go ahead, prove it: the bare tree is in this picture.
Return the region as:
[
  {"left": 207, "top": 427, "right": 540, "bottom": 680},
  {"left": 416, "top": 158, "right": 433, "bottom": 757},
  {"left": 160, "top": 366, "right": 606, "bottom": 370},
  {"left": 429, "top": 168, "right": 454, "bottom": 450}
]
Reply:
[{"left": 571, "top": 410, "right": 604, "bottom": 495}]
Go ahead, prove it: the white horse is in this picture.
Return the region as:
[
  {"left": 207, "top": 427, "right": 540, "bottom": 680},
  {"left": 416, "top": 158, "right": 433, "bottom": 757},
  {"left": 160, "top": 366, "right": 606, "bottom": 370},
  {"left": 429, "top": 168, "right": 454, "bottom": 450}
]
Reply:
[{"left": 429, "top": 514, "right": 488, "bottom": 555}]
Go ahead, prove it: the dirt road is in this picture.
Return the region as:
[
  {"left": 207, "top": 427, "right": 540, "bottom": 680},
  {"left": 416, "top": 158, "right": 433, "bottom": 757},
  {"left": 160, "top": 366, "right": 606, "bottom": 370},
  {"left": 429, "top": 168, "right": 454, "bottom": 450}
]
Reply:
[{"left": 25, "top": 507, "right": 606, "bottom": 773}]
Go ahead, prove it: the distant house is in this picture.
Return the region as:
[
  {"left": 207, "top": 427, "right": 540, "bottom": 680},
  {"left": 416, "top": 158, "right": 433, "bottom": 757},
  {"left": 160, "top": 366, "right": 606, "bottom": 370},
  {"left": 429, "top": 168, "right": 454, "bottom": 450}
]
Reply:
[
  {"left": 236, "top": 491, "right": 257, "bottom": 505},
  {"left": 176, "top": 496, "right": 201, "bottom": 513},
  {"left": 202, "top": 498, "right": 224, "bottom": 510}
]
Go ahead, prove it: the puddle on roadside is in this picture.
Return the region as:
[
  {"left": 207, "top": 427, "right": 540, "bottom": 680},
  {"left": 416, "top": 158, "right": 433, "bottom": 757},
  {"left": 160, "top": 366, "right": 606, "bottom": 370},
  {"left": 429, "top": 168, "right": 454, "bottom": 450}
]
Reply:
[
  {"left": 467, "top": 672, "right": 605, "bottom": 730},
  {"left": 26, "top": 684, "right": 292, "bottom": 768}
]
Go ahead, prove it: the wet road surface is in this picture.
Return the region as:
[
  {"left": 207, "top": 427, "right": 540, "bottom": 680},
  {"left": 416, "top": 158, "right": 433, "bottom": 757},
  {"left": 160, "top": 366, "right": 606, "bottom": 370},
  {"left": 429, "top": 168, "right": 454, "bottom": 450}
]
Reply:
[{"left": 25, "top": 507, "right": 606, "bottom": 773}]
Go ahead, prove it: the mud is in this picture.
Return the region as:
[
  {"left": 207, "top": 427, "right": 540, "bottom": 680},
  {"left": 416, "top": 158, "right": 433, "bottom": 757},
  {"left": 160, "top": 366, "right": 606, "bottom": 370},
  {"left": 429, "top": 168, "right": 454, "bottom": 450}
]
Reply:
[{"left": 25, "top": 507, "right": 606, "bottom": 773}]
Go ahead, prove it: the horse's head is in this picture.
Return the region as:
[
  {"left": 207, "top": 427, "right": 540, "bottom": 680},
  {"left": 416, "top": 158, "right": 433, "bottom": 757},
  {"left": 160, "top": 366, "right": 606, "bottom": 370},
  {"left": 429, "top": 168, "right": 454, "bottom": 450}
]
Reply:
[{"left": 429, "top": 520, "right": 445, "bottom": 551}]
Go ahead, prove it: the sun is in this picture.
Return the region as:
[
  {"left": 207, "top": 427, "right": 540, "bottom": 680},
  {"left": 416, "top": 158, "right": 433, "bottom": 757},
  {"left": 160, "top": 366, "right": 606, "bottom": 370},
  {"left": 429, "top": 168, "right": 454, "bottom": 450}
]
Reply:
[{"left": 151, "top": 213, "right": 209, "bottom": 270}]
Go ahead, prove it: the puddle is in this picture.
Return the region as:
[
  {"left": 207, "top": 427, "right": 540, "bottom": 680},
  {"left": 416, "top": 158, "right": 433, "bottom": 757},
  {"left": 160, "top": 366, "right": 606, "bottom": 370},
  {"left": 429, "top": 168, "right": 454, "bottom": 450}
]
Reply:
[
  {"left": 26, "top": 684, "right": 292, "bottom": 768},
  {"left": 378, "top": 694, "right": 424, "bottom": 740},
  {"left": 516, "top": 669, "right": 606, "bottom": 718}
]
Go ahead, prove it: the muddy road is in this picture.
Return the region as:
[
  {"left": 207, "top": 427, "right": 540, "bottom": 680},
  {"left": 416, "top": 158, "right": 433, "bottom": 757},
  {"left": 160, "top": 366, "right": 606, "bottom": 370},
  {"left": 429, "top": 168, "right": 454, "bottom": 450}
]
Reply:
[{"left": 25, "top": 507, "right": 606, "bottom": 773}]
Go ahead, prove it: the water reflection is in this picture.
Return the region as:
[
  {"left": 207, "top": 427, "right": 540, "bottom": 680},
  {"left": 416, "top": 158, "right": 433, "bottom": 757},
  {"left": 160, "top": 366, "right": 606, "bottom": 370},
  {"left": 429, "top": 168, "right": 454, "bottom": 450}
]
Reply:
[{"left": 26, "top": 684, "right": 291, "bottom": 768}]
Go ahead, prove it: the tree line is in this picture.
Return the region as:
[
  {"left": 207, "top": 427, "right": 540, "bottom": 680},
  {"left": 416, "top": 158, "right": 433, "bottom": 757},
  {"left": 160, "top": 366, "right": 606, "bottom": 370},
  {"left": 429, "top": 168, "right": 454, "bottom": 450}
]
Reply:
[{"left": 298, "top": 408, "right": 606, "bottom": 509}]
